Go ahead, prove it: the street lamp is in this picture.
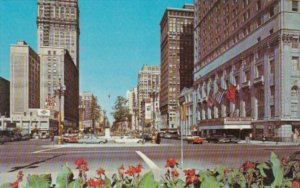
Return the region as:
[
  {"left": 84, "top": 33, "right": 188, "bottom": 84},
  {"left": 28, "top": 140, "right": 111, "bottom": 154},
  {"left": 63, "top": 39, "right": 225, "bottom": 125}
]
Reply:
[{"left": 54, "top": 75, "right": 66, "bottom": 144}]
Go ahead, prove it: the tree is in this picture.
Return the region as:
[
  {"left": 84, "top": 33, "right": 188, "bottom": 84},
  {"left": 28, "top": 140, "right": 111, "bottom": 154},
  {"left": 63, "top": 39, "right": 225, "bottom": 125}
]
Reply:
[
  {"left": 111, "top": 96, "right": 131, "bottom": 131},
  {"left": 89, "top": 95, "right": 101, "bottom": 134}
]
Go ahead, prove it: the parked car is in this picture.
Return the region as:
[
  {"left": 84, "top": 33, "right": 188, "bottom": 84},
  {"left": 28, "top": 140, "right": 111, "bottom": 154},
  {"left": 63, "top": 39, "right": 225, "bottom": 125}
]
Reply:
[
  {"left": 63, "top": 135, "right": 78, "bottom": 143},
  {"left": 186, "top": 136, "right": 204, "bottom": 144},
  {"left": 206, "top": 135, "right": 223, "bottom": 143},
  {"left": 226, "top": 135, "right": 240, "bottom": 143},
  {"left": 20, "top": 134, "right": 31, "bottom": 141},
  {"left": 114, "top": 136, "right": 143, "bottom": 144},
  {"left": 78, "top": 134, "right": 107, "bottom": 144},
  {"left": 13, "top": 133, "right": 23, "bottom": 141},
  {"left": 0, "top": 130, "right": 15, "bottom": 141},
  {"left": 40, "top": 132, "right": 50, "bottom": 139},
  {"left": 164, "top": 132, "right": 179, "bottom": 139},
  {"left": 0, "top": 135, "right": 10, "bottom": 144}
]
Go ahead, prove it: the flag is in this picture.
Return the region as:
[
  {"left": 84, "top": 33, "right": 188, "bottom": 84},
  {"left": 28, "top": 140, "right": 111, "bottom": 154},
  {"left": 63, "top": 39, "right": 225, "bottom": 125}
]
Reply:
[
  {"left": 225, "top": 85, "right": 237, "bottom": 102},
  {"left": 215, "top": 89, "right": 225, "bottom": 104},
  {"left": 181, "top": 104, "right": 187, "bottom": 121},
  {"left": 206, "top": 89, "right": 214, "bottom": 107}
]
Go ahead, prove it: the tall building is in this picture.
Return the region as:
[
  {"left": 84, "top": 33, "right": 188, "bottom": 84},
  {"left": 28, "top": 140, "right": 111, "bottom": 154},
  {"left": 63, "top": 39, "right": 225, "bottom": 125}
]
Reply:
[
  {"left": 10, "top": 41, "right": 40, "bottom": 116},
  {"left": 194, "top": 0, "right": 300, "bottom": 141},
  {"left": 137, "top": 65, "right": 160, "bottom": 130},
  {"left": 159, "top": 4, "right": 194, "bottom": 130},
  {"left": 0, "top": 77, "right": 10, "bottom": 117},
  {"left": 37, "top": 0, "right": 80, "bottom": 130},
  {"left": 127, "top": 87, "right": 138, "bottom": 130},
  {"left": 37, "top": 0, "right": 80, "bottom": 68},
  {"left": 39, "top": 47, "right": 79, "bottom": 129}
]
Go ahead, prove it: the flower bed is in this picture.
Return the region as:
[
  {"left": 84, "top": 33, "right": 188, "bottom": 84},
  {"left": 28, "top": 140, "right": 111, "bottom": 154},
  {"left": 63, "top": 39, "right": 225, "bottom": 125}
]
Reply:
[{"left": 1, "top": 152, "right": 299, "bottom": 188}]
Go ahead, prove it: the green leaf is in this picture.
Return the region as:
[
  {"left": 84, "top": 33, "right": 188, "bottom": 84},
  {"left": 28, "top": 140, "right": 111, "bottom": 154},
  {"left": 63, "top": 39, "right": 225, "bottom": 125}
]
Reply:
[
  {"left": 216, "top": 166, "right": 225, "bottom": 182},
  {"left": 200, "top": 174, "right": 220, "bottom": 188},
  {"left": 55, "top": 164, "right": 74, "bottom": 188},
  {"left": 67, "top": 179, "right": 82, "bottom": 188},
  {"left": 105, "top": 176, "right": 112, "bottom": 188},
  {"left": 175, "top": 179, "right": 185, "bottom": 188},
  {"left": 257, "top": 162, "right": 269, "bottom": 177},
  {"left": 0, "top": 183, "right": 12, "bottom": 188},
  {"left": 270, "top": 152, "right": 283, "bottom": 187},
  {"left": 26, "top": 174, "right": 51, "bottom": 188},
  {"left": 138, "top": 171, "right": 158, "bottom": 188}
]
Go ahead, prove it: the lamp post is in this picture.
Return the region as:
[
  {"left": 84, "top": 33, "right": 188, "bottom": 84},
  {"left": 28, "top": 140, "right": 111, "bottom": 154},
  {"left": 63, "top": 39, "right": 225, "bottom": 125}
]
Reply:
[{"left": 54, "top": 75, "right": 66, "bottom": 144}]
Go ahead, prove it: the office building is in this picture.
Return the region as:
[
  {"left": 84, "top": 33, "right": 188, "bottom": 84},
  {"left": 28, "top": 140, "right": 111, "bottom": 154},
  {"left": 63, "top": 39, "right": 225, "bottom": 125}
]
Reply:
[
  {"left": 37, "top": 0, "right": 80, "bottom": 67},
  {"left": 40, "top": 47, "right": 79, "bottom": 130},
  {"left": 194, "top": 0, "right": 300, "bottom": 141},
  {"left": 137, "top": 65, "right": 160, "bottom": 131},
  {"left": 160, "top": 4, "right": 194, "bottom": 130}
]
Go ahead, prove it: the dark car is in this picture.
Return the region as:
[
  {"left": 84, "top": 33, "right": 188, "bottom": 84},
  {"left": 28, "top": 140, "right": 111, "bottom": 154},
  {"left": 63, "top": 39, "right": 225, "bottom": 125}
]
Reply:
[
  {"left": 0, "top": 135, "right": 10, "bottom": 144},
  {"left": 206, "top": 135, "right": 223, "bottom": 143},
  {"left": 0, "top": 130, "right": 15, "bottom": 142}
]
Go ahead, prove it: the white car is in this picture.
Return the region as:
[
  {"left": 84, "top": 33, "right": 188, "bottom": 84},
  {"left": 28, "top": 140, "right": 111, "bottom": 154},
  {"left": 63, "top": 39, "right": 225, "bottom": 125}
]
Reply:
[
  {"left": 114, "top": 136, "right": 143, "bottom": 144},
  {"left": 78, "top": 134, "right": 107, "bottom": 144}
]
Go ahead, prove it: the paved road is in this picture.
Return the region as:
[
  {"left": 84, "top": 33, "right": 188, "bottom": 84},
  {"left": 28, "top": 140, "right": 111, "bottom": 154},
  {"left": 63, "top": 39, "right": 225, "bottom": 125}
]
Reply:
[{"left": 0, "top": 138, "right": 299, "bottom": 185}]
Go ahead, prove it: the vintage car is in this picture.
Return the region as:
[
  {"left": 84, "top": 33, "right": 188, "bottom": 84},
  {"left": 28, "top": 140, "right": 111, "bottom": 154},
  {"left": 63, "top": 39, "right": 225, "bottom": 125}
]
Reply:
[
  {"left": 185, "top": 136, "right": 204, "bottom": 144},
  {"left": 114, "top": 136, "right": 143, "bottom": 144},
  {"left": 77, "top": 134, "right": 107, "bottom": 144}
]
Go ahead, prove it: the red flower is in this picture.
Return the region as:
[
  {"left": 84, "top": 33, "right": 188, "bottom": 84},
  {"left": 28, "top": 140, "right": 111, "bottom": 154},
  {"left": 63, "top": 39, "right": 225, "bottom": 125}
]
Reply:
[
  {"left": 119, "top": 164, "right": 125, "bottom": 170},
  {"left": 224, "top": 167, "right": 231, "bottom": 174},
  {"left": 183, "top": 169, "right": 196, "bottom": 176},
  {"left": 86, "top": 178, "right": 105, "bottom": 187},
  {"left": 166, "top": 158, "right": 177, "bottom": 168},
  {"left": 75, "top": 158, "right": 87, "bottom": 168},
  {"left": 184, "top": 169, "right": 199, "bottom": 185},
  {"left": 81, "top": 163, "right": 89, "bottom": 172},
  {"left": 10, "top": 171, "right": 24, "bottom": 188},
  {"left": 96, "top": 168, "right": 105, "bottom": 175},
  {"left": 171, "top": 169, "right": 179, "bottom": 177},
  {"left": 134, "top": 164, "right": 143, "bottom": 173},
  {"left": 125, "top": 167, "right": 135, "bottom": 176},
  {"left": 293, "top": 180, "right": 300, "bottom": 188},
  {"left": 244, "top": 161, "right": 255, "bottom": 169},
  {"left": 186, "top": 175, "right": 199, "bottom": 185}
]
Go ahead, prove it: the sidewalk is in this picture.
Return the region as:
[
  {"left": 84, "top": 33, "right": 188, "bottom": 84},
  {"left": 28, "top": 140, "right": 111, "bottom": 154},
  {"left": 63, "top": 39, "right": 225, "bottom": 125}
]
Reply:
[{"left": 238, "top": 140, "right": 299, "bottom": 146}]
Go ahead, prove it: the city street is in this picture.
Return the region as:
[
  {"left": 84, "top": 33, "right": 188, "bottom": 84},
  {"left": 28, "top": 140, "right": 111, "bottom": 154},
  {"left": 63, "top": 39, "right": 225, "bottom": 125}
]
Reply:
[{"left": 0, "top": 139, "right": 299, "bottom": 184}]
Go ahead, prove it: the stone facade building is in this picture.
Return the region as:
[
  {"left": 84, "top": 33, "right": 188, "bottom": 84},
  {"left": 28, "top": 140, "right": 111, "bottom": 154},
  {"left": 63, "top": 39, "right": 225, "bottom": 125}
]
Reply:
[
  {"left": 37, "top": 0, "right": 80, "bottom": 67},
  {"left": 160, "top": 4, "right": 194, "bottom": 130},
  {"left": 193, "top": 0, "right": 300, "bottom": 141},
  {"left": 137, "top": 65, "right": 160, "bottom": 131},
  {"left": 39, "top": 47, "right": 79, "bottom": 130}
]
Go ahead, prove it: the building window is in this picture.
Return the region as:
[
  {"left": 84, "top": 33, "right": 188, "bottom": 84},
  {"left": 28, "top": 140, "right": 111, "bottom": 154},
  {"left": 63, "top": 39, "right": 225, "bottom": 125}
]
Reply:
[
  {"left": 292, "top": 38, "right": 299, "bottom": 48},
  {"left": 292, "top": 56, "right": 300, "bottom": 71},
  {"left": 256, "top": 0, "right": 261, "bottom": 11},
  {"left": 269, "top": 6, "right": 274, "bottom": 17},
  {"left": 292, "top": 1, "right": 298, "bottom": 11}
]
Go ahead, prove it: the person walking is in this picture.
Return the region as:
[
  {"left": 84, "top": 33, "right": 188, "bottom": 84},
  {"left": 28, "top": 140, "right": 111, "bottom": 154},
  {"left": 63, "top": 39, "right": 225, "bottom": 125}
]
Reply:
[{"left": 156, "top": 132, "right": 161, "bottom": 144}]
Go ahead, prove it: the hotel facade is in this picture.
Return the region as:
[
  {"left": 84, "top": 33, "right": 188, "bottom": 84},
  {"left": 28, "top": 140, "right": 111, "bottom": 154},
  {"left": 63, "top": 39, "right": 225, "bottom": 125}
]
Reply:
[{"left": 193, "top": 0, "right": 300, "bottom": 141}]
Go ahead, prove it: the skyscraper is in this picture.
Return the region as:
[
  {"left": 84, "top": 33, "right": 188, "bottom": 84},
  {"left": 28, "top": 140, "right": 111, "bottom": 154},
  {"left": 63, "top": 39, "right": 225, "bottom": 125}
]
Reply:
[
  {"left": 37, "top": 0, "right": 79, "bottom": 68},
  {"left": 10, "top": 41, "right": 40, "bottom": 116},
  {"left": 137, "top": 65, "right": 160, "bottom": 130},
  {"left": 159, "top": 4, "right": 194, "bottom": 130},
  {"left": 37, "top": 0, "right": 80, "bottom": 130}
]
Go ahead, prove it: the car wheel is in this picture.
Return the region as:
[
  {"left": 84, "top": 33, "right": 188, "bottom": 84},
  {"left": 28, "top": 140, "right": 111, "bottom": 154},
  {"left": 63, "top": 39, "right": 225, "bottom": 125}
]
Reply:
[
  {"left": 99, "top": 141, "right": 105, "bottom": 144},
  {"left": 137, "top": 140, "right": 142, "bottom": 144}
]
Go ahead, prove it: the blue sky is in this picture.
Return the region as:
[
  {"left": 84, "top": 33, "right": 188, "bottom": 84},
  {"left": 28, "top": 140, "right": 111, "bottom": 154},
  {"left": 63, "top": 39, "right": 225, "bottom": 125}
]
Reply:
[{"left": 0, "top": 0, "right": 192, "bottom": 122}]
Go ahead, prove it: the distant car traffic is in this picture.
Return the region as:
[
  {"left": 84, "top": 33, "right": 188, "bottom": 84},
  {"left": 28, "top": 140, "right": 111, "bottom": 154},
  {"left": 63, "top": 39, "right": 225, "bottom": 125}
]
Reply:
[
  {"left": 185, "top": 136, "right": 204, "bottom": 144},
  {"left": 114, "top": 136, "right": 143, "bottom": 144},
  {"left": 77, "top": 134, "right": 107, "bottom": 144},
  {"left": 207, "top": 135, "right": 239, "bottom": 143}
]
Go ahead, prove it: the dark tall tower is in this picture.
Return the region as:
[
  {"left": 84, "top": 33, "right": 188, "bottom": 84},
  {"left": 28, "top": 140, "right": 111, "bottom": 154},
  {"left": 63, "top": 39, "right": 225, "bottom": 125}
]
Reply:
[{"left": 159, "top": 4, "right": 194, "bottom": 129}]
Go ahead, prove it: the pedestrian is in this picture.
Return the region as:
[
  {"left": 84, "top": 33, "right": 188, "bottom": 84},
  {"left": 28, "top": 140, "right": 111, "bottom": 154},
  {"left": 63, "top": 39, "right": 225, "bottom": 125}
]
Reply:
[{"left": 156, "top": 132, "right": 161, "bottom": 144}]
